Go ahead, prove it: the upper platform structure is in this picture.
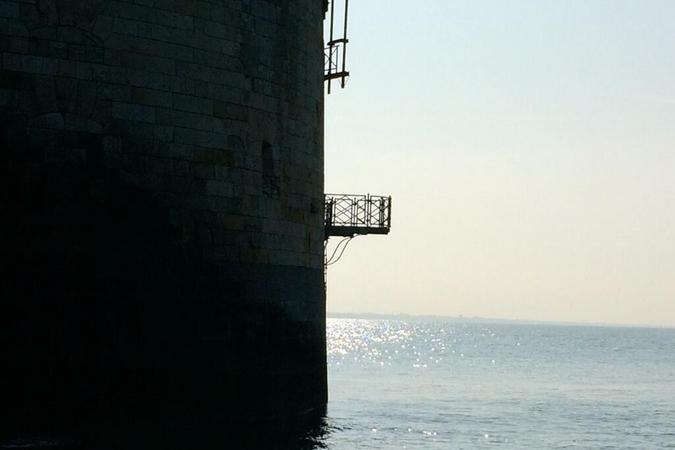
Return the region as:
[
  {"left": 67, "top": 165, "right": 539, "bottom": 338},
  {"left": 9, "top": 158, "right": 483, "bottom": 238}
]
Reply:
[
  {"left": 324, "top": 0, "right": 349, "bottom": 93},
  {"left": 325, "top": 194, "right": 391, "bottom": 238}
]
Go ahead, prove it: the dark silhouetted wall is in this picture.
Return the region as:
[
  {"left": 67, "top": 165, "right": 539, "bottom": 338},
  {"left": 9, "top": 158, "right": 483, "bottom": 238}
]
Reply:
[{"left": 0, "top": 0, "right": 326, "bottom": 429}]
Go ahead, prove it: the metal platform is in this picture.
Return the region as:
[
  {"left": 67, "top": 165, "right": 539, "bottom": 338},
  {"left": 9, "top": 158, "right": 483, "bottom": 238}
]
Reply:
[
  {"left": 324, "top": 0, "right": 349, "bottom": 94},
  {"left": 325, "top": 194, "right": 391, "bottom": 238}
]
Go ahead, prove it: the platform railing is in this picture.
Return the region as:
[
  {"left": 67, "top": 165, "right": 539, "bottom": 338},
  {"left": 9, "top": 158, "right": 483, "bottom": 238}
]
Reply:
[
  {"left": 324, "top": 0, "right": 349, "bottom": 94},
  {"left": 325, "top": 194, "right": 391, "bottom": 238}
]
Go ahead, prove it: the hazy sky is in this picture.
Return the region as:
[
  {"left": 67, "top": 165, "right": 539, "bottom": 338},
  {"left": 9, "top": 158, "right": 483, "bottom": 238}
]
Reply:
[{"left": 324, "top": 0, "right": 675, "bottom": 327}]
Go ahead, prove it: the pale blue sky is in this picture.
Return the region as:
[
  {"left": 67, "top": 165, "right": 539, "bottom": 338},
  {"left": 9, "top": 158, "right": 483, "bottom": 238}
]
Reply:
[{"left": 324, "top": 0, "right": 675, "bottom": 327}]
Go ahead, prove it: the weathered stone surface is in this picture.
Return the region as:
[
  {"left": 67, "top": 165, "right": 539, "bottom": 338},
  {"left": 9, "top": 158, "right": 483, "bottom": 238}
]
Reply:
[{"left": 0, "top": 0, "right": 326, "bottom": 430}]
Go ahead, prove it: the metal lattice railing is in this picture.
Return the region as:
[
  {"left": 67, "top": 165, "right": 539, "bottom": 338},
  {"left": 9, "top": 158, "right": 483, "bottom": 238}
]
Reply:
[
  {"left": 325, "top": 194, "right": 391, "bottom": 238},
  {"left": 324, "top": 45, "right": 340, "bottom": 77},
  {"left": 324, "top": 0, "right": 349, "bottom": 94}
]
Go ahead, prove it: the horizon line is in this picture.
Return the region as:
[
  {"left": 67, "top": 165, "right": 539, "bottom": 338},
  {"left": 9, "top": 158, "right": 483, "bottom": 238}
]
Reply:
[{"left": 326, "top": 312, "right": 675, "bottom": 330}]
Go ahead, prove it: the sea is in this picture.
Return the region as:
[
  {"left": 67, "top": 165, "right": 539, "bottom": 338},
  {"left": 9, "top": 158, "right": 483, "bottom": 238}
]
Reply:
[
  {"left": 319, "top": 317, "right": 675, "bottom": 449},
  {"left": 2, "top": 317, "right": 674, "bottom": 449}
]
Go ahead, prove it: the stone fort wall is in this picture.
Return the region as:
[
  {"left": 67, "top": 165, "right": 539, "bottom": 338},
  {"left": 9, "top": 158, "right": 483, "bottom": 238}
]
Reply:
[{"left": 0, "top": 0, "right": 326, "bottom": 426}]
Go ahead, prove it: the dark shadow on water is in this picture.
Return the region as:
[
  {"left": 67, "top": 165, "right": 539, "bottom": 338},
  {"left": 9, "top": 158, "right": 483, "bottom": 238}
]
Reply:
[{"left": 0, "top": 412, "right": 331, "bottom": 450}]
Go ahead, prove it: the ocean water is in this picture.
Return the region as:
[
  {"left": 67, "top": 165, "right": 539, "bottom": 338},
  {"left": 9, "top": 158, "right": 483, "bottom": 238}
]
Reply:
[
  {"left": 320, "top": 318, "right": 675, "bottom": 449},
  {"left": 3, "top": 318, "right": 675, "bottom": 449}
]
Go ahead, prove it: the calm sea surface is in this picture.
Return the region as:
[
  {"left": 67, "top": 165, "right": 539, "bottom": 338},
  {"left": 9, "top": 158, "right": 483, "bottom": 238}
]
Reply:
[
  {"left": 3, "top": 318, "right": 675, "bottom": 449},
  {"left": 320, "top": 318, "right": 675, "bottom": 449}
]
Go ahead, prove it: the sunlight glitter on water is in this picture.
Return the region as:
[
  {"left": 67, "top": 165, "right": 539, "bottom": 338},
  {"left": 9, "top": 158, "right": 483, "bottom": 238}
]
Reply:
[
  {"left": 327, "top": 318, "right": 506, "bottom": 370},
  {"left": 324, "top": 318, "right": 675, "bottom": 449}
]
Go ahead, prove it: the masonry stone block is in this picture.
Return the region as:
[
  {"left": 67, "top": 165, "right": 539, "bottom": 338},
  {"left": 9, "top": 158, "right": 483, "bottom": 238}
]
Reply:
[{"left": 1, "top": 0, "right": 327, "bottom": 429}]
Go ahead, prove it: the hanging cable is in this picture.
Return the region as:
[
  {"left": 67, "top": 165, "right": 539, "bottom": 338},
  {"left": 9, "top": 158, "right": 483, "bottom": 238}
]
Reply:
[
  {"left": 327, "top": 237, "right": 349, "bottom": 262},
  {"left": 326, "top": 236, "right": 351, "bottom": 265},
  {"left": 326, "top": 236, "right": 356, "bottom": 266}
]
